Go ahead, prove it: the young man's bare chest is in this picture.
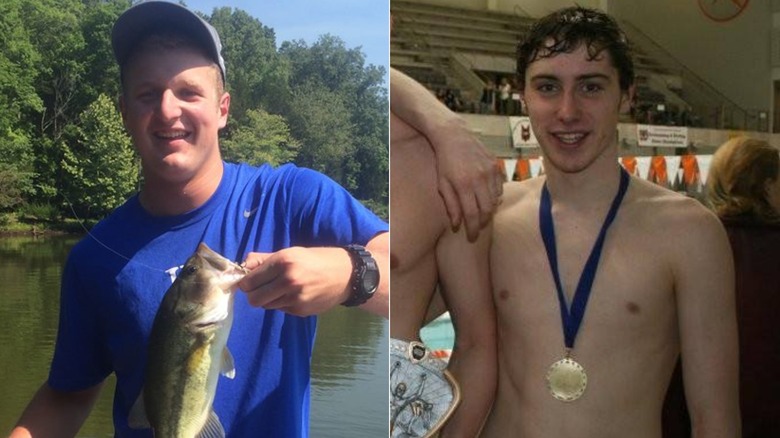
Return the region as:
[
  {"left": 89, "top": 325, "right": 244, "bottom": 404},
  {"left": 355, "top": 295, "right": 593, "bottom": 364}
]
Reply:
[{"left": 491, "top": 192, "right": 678, "bottom": 360}]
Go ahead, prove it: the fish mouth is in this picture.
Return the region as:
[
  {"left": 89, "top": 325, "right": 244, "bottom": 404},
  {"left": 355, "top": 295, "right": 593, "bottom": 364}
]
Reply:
[
  {"left": 196, "top": 243, "right": 249, "bottom": 281},
  {"left": 198, "top": 244, "right": 232, "bottom": 270}
]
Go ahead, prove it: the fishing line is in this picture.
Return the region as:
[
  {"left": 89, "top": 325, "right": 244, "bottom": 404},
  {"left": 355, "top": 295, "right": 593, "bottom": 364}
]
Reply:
[
  {"left": 61, "top": 195, "right": 250, "bottom": 286},
  {"left": 62, "top": 193, "right": 168, "bottom": 274}
]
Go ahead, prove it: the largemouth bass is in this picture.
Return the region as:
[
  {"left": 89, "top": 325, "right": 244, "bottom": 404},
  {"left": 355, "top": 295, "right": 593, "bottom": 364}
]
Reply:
[{"left": 129, "top": 242, "right": 248, "bottom": 437}]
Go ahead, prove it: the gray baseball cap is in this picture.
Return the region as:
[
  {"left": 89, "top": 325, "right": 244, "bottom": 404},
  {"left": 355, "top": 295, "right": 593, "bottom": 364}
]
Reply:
[{"left": 112, "top": 1, "right": 226, "bottom": 82}]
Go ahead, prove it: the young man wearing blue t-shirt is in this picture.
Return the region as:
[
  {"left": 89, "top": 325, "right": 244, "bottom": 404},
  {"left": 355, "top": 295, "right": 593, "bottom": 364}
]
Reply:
[{"left": 10, "top": 2, "right": 388, "bottom": 437}]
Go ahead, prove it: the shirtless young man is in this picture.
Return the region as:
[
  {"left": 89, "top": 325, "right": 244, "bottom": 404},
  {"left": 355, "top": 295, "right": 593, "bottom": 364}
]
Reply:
[
  {"left": 481, "top": 7, "right": 740, "bottom": 438},
  {"left": 390, "top": 67, "right": 497, "bottom": 436}
]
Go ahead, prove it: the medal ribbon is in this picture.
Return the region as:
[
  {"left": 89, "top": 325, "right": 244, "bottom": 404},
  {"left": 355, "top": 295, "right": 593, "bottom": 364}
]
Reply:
[{"left": 539, "top": 167, "right": 630, "bottom": 349}]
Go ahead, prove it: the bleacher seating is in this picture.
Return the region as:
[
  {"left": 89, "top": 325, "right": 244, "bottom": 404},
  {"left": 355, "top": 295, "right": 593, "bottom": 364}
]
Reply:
[
  {"left": 390, "top": 0, "right": 749, "bottom": 130},
  {"left": 392, "top": 0, "right": 532, "bottom": 93}
]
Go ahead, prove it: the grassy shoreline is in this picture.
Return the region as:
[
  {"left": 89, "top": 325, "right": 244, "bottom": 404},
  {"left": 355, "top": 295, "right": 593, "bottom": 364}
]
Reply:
[{"left": 0, "top": 213, "right": 87, "bottom": 236}]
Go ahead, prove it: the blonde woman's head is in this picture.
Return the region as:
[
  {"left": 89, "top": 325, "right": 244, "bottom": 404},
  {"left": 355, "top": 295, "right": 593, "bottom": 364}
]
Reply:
[{"left": 707, "top": 136, "right": 780, "bottom": 223}]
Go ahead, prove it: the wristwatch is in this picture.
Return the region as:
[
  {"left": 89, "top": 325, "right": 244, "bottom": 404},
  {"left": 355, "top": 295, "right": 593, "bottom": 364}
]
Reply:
[{"left": 341, "top": 244, "right": 380, "bottom": 307}]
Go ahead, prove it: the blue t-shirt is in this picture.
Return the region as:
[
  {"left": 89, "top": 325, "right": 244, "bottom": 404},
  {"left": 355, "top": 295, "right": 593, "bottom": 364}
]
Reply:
[{"left": 48, "top": 162, "right": 387, "bottom": 437}]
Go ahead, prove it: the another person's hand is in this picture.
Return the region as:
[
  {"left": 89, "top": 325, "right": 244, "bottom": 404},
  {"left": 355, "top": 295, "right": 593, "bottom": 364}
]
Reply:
[
  {"left": 429, "top": 120, "right": 504, "bottom": 241},
  {"left": 389, "top": 67, "right": 503, "bottom": 240},
  {"left": 238, "top": 247, "right": 352, "bottom": 317}
]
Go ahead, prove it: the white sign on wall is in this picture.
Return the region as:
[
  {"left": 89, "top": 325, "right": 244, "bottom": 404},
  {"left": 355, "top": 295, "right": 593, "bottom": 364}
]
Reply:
[
  {"left": 510, "top": 116, "right": 539, "bottom": 148},
  {"left": 637, "top": 124, "right": 689, "bottom": 148}
]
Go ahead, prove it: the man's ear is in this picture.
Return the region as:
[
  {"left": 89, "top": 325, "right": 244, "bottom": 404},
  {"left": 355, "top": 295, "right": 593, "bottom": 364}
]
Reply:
[
  {"left": 218, "top": 91, "right": 231, "bottom": 130},
  {"left": 620, "top": 84, "right": 636, "bottom": 114}
]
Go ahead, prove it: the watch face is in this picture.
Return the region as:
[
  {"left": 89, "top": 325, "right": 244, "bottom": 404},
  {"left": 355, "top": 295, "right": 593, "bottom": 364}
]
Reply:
[{"left": 362, "top": 269, "right": 380, "bottom": 293}]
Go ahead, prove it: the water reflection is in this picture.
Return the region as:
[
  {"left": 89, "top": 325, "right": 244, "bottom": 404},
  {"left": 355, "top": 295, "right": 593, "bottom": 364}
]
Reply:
[
  {"left": 312, "top": 306, "right": 389, "bottom": 436},
  {"left": 0, "top": 235, "right": 115, "bottom": 436},
  {"left": 0, "top": 236, "right": 388, "bottom": 437}
]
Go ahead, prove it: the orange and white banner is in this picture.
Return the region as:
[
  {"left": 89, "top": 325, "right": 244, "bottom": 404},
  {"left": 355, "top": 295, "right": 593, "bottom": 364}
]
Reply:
[
  {"left": 500, "top": 154, "right": 711, "bottom": 190},
  {"left": 502, "top": 159, "right": 516, "bottom": 182}
]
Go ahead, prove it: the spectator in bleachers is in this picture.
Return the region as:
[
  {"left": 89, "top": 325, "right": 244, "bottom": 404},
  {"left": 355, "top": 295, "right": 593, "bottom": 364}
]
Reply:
[
  {"left": 510, "top": 77, "right": 524, "bottom": 115},
  {"left": 664, "top": 136, "right": 780, "bottom": 438},
  {"left": 678, "top": 105, "right": 697, "bottom": 127},
  {"left": 443, "top": 88, "right": 462, "bottom": 112},
  {"left": 480, "top": 80, "right": 496, "bottom": 114},
  {"left": 497, "top": 77, "right": 511, "bottom": 115},
  {"left": 436, "top": 87, "right": 447, "bottom": 106}
]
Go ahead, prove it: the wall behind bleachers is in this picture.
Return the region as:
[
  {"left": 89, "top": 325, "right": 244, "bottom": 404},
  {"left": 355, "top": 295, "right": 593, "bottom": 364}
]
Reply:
[{"left": 608, "top": 0, "right": 770, "bottom": 114}]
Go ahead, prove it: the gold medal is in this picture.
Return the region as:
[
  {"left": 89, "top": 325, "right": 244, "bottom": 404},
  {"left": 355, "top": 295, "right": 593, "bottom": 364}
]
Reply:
[{"left": 546, "top": 355, "right": 587, "bottom": 402}]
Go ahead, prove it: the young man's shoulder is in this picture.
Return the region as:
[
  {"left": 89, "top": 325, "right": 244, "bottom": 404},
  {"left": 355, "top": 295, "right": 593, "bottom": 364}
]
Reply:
[
  {"left": 626, "top": 176, "right": 724, "bottom": 240},
  {"left": 628, "top": 177, "right": 712, "bottom": 216}
]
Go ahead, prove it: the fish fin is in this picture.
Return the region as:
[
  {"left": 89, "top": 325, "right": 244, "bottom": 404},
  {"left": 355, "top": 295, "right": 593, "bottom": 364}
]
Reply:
[
  {"left": 127, "top": 391, "right": 151, "bottom": 429},
  {"left": 221, "top": 348, "right": 236, "bottom": 379},
  {"left": 196, "top": 410, "right": 225, "bottom": 438}
]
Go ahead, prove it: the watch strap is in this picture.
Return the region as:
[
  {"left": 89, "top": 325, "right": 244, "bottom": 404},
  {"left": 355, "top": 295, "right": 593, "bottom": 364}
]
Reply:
[{"left": 341, "top": 244, "right": 378, "bottom": 307}]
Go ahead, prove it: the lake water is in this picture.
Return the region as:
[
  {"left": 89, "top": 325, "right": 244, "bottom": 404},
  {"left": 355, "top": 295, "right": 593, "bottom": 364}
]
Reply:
[{"left": 0, "top": 235, "right": 388, "bottom": 437}]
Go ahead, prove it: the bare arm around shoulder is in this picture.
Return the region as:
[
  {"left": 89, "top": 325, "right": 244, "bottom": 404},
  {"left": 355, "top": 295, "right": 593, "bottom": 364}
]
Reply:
[
  {"left": 10, "top": 381, "right": 104, "bottom": 438},
  {"left": 672, "top": 204, "right": 741, "bottom": 437},
  {"left": 435, "top": 223, "right": 496, "bottom": 437},
  {"left": 390, "top": 67, "right": 502, "bottom": 240}
]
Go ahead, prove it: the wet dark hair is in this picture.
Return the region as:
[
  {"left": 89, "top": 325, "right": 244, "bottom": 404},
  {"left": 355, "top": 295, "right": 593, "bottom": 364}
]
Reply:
[{"left": 516, "top": 6, "right": 634, "bottom": 91}]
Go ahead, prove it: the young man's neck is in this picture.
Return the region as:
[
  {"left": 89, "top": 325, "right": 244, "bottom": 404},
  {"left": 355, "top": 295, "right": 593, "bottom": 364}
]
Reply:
[
  {"left": 543, "top": 151, "right": 623, "bottom": 208},
  {"left": 139, "top": 159, "right": 224, "bottom": 216}
]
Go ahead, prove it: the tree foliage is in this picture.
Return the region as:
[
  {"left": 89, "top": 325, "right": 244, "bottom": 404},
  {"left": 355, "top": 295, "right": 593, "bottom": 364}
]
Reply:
[
  {"left": 61, "top": 94, "right": 138, "bottom": 218},
  {"left": 280, "top": 35, "right": 388, "bottom": 203},
  {"left": 287, "top": 82, "right": 358, "bottom": 191},
  {"left": 209, "top": 7, "right": 290, "bottom": 123},
  {"left": 221, "top": 109, "right": 299, "bottom": 167},
  {"left": 0, "top": 0, "right": 387, "bottom": 223}
]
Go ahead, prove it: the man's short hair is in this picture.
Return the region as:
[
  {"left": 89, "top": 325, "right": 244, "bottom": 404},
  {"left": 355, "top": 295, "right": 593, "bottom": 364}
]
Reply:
[
  {"left": 516, "top": 6, "right": 634, "bottom": 91},
  {"left": 112, "top": 1, "right": 226, "bottom": 87}
]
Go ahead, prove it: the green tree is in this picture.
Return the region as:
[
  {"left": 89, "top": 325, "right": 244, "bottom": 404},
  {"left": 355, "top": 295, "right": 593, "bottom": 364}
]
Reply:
[
  {"left": 221, "top": 109, "right": 299, "bottom": 167},
  {"left": 10, "top": 0, "right": 89, "bottom": 206},
  {"left": 279, "top": 35, "right": 388, "bottom": 204},
  {"left": 281, "top": 35, "right": 374, "bottom": 94},
  {"left": 77, "top": 0, "right": 129, "bottom": 109},
  {"left": 0, "top": 0, "right": 44, "bottom": 132},
  {"left": 61, "top": 94, "right": 138, "bottom": 220},
  {"left": 0, "top": 130, "right": 35, "bottom": 211},
  {"left": 287, "top": 82, "right": 358, "bottom": 191},
  {"left": 0, "top": 0, "right": 43, "bottom": 211},
  {"left": 208, "top": 7, "right": 290, "bottom": 124},
  {"left": 22, "top": 0, "right": 86, "bottom": 140}
]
